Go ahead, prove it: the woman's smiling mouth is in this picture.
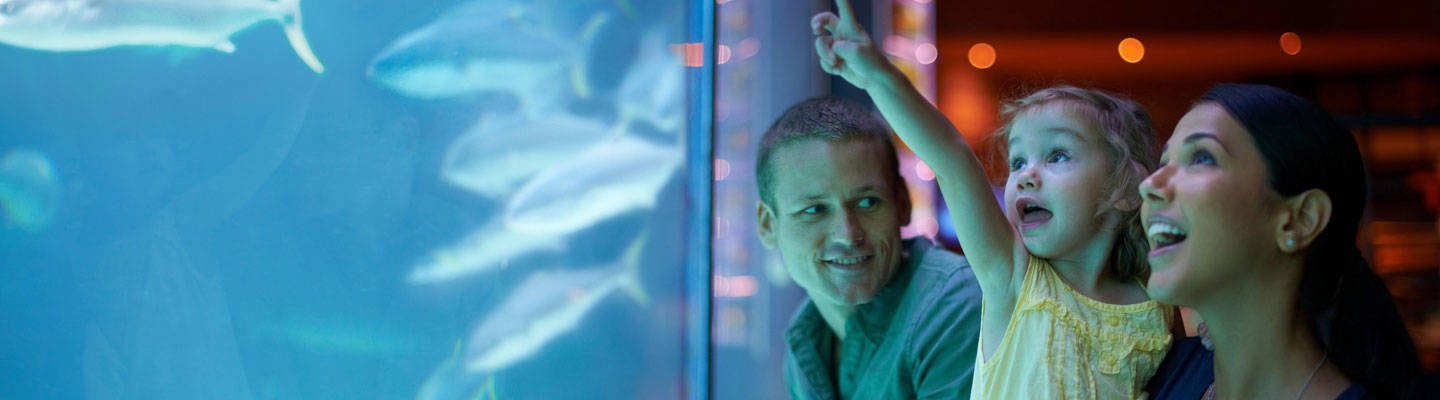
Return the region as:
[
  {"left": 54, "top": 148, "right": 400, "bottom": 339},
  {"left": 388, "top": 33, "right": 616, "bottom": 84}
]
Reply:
[{"left": 1147, "top": 217, "right": 1189, "bottom": 257}]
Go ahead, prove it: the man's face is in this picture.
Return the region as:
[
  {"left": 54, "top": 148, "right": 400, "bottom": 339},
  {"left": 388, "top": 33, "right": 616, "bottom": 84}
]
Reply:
[{"left": 757, "top": 138, "right": 910, "bottom": 307}]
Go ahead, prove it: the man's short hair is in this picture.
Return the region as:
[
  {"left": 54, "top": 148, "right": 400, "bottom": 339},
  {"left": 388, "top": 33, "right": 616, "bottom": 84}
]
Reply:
[{"left": 755, "top": 96, "right": 906, "bottom": 208}]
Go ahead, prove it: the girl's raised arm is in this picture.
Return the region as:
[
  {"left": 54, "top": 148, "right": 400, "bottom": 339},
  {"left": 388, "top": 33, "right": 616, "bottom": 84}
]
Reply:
[{"left": 812, "top": 0, "right": 1027, "bottom": 297}]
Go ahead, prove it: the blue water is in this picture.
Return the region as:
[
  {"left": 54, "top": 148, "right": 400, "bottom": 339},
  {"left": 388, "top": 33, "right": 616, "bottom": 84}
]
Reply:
[{"left": 0, "top": 0, "right": 691, "bottom": 398}]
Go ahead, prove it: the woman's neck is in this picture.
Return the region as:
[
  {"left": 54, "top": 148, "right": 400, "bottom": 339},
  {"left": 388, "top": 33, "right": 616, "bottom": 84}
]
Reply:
[{"left": 1198, "top": 268, "right": 1343, "bottom": 399}]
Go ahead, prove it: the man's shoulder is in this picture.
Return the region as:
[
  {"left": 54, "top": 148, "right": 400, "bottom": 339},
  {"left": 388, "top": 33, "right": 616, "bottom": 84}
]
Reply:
[{"left": 906, "top": 238, "right": 981, "bottom": 296}]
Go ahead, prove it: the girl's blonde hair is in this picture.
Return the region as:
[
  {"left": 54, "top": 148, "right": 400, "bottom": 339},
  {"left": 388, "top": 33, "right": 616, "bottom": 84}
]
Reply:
[{"left": 992, "top": 85, "right": 1160, "bottom": 281}]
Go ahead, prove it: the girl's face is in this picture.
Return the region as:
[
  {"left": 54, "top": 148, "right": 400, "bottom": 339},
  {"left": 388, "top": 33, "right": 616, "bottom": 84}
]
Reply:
[
  {"left": 1002, "top": 102, "right": 1121, "bottom": 259},
  {"left": 1139, "top": 103, "right": 1286, "bottom": 306}
]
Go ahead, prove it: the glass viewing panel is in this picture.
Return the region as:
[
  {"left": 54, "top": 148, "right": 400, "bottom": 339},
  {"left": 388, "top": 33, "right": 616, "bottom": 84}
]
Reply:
[{"left": 0, "top": 0, "right": 703, "bottom": 398}]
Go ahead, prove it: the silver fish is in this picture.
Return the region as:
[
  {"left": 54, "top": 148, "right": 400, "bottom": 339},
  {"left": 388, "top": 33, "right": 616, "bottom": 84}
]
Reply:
[
  {"left": 615, "top": 30, "right": 684, "bottom": 134},
  {"left": 441, "top": 114, "right": 617, "bottom": 199},
  {"left": 0, "top": 0, "right": 323, "bottom": 73},
  {"left": 407, "top": 218, "right": 563, "bottom": 285},
  {"left": 366, "top": 0, "right": 605, "bottom": 103},
  {"left": 504, "top": 135, "right": 680, "bottom": 235},
  {"left": 461, "top": 237, "right": 647, "bottom": 373}
]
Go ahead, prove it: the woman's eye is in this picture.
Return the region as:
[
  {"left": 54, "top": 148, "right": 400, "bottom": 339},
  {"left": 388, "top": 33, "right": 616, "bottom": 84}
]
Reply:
[
  {"left": 1190, "top": 150, "right": 1215, "bottom": 166},
  {"left": 1047, "top": 150, "right": 1070, "bottom": 163},
  {"left": 857, "top": 197, "right": 879, "bottom": 208}
]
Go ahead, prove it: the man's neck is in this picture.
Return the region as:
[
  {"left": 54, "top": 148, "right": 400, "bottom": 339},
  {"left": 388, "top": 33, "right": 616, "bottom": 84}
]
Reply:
[{"left": 813, "top": 299, "right": 857, "bottom": 341}]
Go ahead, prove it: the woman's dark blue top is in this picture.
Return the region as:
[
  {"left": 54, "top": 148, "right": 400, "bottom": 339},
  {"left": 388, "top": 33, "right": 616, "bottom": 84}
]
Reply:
[{"left": 1144, "top": 337, "right": 1370, "bottom": 400}]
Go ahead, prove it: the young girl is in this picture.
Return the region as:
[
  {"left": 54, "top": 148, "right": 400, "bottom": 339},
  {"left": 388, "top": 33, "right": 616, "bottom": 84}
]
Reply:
[{"left": 812, "top": 1, "right": 1172, "bottom": 398}]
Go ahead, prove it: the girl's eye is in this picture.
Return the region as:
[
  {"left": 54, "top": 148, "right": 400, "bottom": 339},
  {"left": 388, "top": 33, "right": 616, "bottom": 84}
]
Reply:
[
  {"left": 1009, "top": 157, "right": 1026, "bottom": 171},
  {"left": 1190, "top": 149, "right": 1216, "bottom": 166},
  {"left": 1047, "top": 150, "right": 1070, "bottom": 163},
  {"left": 857, "top": 197, "right": 879, "bottom": 208}
]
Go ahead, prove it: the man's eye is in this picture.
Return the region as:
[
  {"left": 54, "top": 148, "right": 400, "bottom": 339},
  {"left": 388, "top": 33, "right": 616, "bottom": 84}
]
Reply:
[
  {"left": 857, "top": 197, "right": 878, "bottom": 208},
  {"left": 801, "top": 205, "right": 826, "bottom": 215}
]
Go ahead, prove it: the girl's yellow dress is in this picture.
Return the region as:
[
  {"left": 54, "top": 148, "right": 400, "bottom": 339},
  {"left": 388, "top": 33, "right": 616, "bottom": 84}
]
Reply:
[{"left": 971, "top": 255, "right": 1173, "bottom": 399}]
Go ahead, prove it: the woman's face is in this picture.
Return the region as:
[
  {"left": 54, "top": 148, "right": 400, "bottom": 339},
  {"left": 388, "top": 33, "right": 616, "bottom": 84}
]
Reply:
[{"left": 1139, "top": 103, "right": 1288, "bottom": 306}]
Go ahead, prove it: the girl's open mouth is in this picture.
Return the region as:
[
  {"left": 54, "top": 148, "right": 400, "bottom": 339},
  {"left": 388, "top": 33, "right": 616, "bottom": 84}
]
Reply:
[{"left": 1019, "top": 199, "right": 1052, "bottom": 230}]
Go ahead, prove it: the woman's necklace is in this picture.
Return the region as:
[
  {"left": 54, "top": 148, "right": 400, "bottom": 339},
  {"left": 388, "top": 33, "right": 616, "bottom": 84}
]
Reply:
[{"left": 1201, "top": 353, "right": 1328, "bottom": 400}]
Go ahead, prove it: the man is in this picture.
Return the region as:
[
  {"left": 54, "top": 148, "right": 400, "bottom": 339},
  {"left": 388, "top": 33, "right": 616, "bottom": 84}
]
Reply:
[{"left": 755, "top": 97, "right": 983, "bottom": 399}]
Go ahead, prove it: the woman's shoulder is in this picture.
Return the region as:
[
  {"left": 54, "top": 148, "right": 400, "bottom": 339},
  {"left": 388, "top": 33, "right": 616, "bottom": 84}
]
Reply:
[
  {"left": 1144, "top": 337, "right": 1214, "bottom": 400},
  {"left": 1333, "top": 383, "right": 1369, "bottom": 400}
]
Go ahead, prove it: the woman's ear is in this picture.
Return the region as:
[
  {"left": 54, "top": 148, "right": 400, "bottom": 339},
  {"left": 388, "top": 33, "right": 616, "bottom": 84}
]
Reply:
[
  {"left": 1275, "top": 189, "right": 1333, "bottom": 253},
  {"left": 756, "top": 201, "right": 779, "bottom": 249}
]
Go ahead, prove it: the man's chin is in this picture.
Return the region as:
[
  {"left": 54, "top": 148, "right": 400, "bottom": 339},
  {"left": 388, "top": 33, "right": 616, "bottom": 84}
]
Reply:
[{"left": 826, "top": 290, "right": 877, "bottom": 307}]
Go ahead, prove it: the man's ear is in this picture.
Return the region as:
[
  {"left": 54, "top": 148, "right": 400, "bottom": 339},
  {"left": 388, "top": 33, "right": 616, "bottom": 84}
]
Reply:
[
  {"left": 896, "top": 179, "right": 912, "bottom": 227},
  {"left": 1275, "top": 188, "right": 1333, "bottom": 253},
  {"left": 757, "top": 201, "right": 779, "bottom": 249}
]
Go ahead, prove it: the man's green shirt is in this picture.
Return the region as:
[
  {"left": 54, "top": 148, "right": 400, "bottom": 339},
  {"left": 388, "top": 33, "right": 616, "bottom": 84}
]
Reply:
[{"left": 784, "top": 237, "right": 982, "bottom": 400}]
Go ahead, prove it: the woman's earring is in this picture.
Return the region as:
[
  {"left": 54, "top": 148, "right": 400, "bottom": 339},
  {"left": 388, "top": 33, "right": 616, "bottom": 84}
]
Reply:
[{"left": 1285, "top": 238, "right": 1295, "bottom": 248}]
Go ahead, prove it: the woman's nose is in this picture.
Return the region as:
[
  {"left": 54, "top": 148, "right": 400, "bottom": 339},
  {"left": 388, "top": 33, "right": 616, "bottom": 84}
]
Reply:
[{"left": 1140, "top": 165, "right": 1173, "bottom": 204}]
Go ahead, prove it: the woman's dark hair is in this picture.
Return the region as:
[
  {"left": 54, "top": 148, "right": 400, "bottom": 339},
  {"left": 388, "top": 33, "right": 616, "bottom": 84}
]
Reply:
[{"left": 1201, "top": 83, "right": 1422, "bottom": 399}]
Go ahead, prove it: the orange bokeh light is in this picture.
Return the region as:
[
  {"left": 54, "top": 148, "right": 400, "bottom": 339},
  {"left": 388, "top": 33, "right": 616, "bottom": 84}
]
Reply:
[
  {"left": 1281, "top": 32, "right": 1302, "bottom": 55},
  {"left": 1118, "top": 37, "right": 1144, "bottom": 63},
  {"left": 968, "top": 43, "right": 996, "bottom": 69}
]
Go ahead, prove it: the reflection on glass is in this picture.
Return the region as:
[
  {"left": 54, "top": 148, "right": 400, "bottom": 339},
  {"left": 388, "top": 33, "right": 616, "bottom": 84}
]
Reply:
[{"left": 0, "top": 0, "right": 692, "bottom": 398}]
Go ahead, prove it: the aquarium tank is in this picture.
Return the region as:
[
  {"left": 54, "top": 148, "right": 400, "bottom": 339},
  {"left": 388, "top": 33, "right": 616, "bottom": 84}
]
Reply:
[{"left": 0, "top": 0, "right": 715, "bottom": 398}]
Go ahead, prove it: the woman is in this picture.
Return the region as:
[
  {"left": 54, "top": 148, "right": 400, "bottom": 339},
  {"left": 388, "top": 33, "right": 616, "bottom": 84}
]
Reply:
[{"left": 1139, "top": 83, "right": 1423, "bottom": 399}]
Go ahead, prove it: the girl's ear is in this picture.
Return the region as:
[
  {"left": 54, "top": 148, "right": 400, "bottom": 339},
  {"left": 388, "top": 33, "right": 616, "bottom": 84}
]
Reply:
[
  {"left": 1106, "top": 181, "right": 1143, "bottom": 212},
  {"left": 1112, "top": 191, "right": 1142, "bottom": 212}
]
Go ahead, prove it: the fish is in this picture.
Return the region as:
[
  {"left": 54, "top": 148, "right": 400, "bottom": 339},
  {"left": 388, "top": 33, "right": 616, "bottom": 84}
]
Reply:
[
  {"left": 615, "top": 29, "right": 684, "bottom": 134},
  {"left": 366, "top": 0, "right": 609, "bottom": 104},
  {"left": 441, "top": 114, "right": 618, "bottom": 199},
  {"left": 461, "top": 236, "right": 648, "bottom": 373},
  {"left": 407, "top": 218, "right": 563, "bottom": 285},
  {"left": 0, "top": 0, "right": 324, "bottom": 73},
  {"left": 503, "top": 135, "right": 680, "bottom": 235}
]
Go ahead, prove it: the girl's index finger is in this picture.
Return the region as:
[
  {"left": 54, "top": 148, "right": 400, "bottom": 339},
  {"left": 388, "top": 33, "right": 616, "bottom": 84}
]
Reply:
[{"left": 834, "top": 0, "right": 857, "bottom": 25}]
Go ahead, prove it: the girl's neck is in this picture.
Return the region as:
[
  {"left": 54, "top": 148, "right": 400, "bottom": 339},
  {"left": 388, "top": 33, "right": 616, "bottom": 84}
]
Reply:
[
  {"left": 1199, "top": 267, "right": 1343, "bottom": 399},
  {"left": 1046, "top": 225, "right": 1145, "bottom": 304}
]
